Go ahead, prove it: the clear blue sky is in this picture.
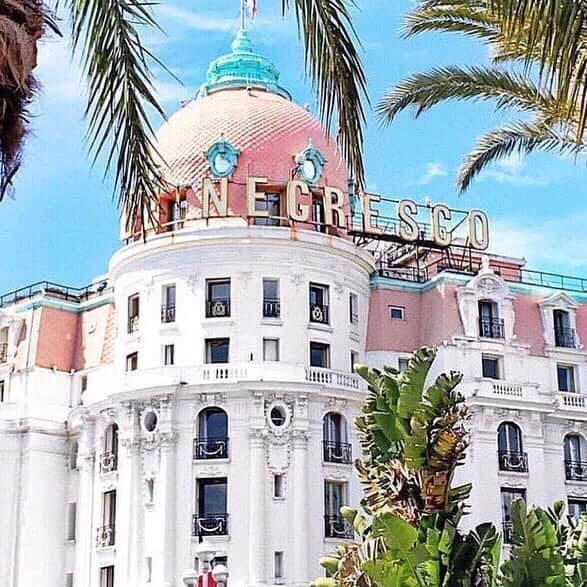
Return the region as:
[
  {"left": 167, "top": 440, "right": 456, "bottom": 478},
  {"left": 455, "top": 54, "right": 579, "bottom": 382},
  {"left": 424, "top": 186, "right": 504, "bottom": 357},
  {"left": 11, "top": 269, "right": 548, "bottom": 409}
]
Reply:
[{"left": 1, "top": 0, "right": 586, "bottom": 294}]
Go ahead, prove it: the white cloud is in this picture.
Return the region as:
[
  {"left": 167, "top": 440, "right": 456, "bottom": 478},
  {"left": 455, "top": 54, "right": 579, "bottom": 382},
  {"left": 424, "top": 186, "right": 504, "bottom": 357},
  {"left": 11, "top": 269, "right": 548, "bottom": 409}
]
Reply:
[
  {"left": 479, "top": 153, "right": 547, "bottom": 187},
  {"left": 158, "top": 5, "right": 240, "bottom": 32},
  {"left": 413, "top": 162, "right": 448, "bottom": 185}
]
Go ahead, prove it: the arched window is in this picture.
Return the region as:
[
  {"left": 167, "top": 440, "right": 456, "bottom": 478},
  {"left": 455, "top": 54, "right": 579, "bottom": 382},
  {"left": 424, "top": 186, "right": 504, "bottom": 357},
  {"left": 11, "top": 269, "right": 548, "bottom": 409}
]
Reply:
[
  {"left": 564, "top": 434, "right": 586, "bottom": 481},
  {"left": 101, "top": 423, "right": 118, "bottom": 473},
  {"left": 497, "top": 422, "right": 527, "bottom": 472},
  {"left": 323, "top": 412, "right": 351, "bottom": 464},
  {"left": 478, "top": 299, "right": 504, "bottom": 339},
  {"left": 195, "top": 408, "right": 229, "bottom": 460}
]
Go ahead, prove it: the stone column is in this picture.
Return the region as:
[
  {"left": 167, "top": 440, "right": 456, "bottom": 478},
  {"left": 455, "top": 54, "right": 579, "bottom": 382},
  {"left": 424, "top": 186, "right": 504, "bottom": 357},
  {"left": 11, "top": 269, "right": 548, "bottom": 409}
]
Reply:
[
  {"left": 75, "top": 417, "right": 95, "bottom": 587},
  {"left": 291, "top": 429, "right": 310, "bottom": 586},
  {"left": 116, "top": 403, "right": 140, "bottom": 587},
  {"left": 159, "top": 430, "right": 177, "bottom": 586},
  {"left": 248, "top": 427, "right": 266, "bottom": 586}
]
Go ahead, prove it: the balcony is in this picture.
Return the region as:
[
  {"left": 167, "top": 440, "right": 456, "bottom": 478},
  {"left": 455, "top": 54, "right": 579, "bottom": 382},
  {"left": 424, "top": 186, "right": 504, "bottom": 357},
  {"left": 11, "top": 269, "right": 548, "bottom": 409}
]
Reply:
[
  {"left": 263, "top": 299, "right": 281, "bottom": 319},
  {"left": 479, "top": 317, "right": 505, "bottom": 339},
  {"left": 193, "top": 437, "right": 229, "bottom": 460},
  {"left": 206, "top": 299, "right": 231, "bottom": 318},
  {"left": 161, "top": 305, "right": 176, "bottom": 323},
  {"left": 565, "top": 460, "right": 587, "bottom": 482},
  {"left": 99, "top": 451, "right": 118, "bottom": 474},
  {"left": 96, "top": 525, "right": 115, "bottom": 548},
  {"left": 0, "top": 343, "right": 6, "bottom": 364},
  {"left": 557, "top": 392, "right": 586, "bottom": 410},
  {"left": 324, "top": 514, "right": 354, "bottom": 539},
  {"left": 555, "top": 326, "right": 576, "bottom": 348},
  {"left": 310, "top": 304, "right": 329, "bottom": 325},
  {"left": 323, "top": 441, "right": 353, "bottom": 465},
  {"left": 192, "top": 514, "right": 229, "bottom": 537},
  {"left": 498, "top": 450, "right": 529, "bottom": 473},
  {"left": 128, "top": 315, "right": 139, "bottom": 334},
  {"left": 121, "top": 363, "right": 364, "bottom": 394}
]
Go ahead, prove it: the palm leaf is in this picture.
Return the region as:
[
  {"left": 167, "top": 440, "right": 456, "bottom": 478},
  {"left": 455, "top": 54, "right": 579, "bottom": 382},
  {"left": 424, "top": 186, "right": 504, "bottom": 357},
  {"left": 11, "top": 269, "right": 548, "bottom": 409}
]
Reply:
[
  {"left": 59, "top": 0, "right": 168, "bottom": 230},
  {"left": 282, "top": 0, "right": 368, "bottom": 188}
]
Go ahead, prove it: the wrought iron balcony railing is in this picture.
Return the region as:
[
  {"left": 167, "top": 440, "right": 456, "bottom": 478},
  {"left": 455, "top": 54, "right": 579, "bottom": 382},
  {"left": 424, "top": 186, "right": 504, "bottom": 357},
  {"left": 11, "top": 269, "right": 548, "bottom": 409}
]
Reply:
[
  {"left": 498, "top": 450, "right": 529, "bottom": 473},
  {"left": 206, "top": 299, "right": 231, "bottom": 318},
  {"left": 324, "top": 514, "right": 354, "bottom": 539},
  {"left": 479, "top": 317, "right": 505, "bottom": 339},
  {"left": 502, "top": 521, "right": 513, "bottom": 544},
  {"left": 96, "top": 525, "right": 115, "bottom": 548},
  {"left": 100, "top": 451, "right": 118, "bottom": 474},
  {"left": 310, "top": 304, "right": 329, "bottom": 324},
  {"left": 263, "top": 299, "right": 281, "bottom": 319},
  {"left": 161, "top": 305, "right": 176, "bottom": 323},
  {"left": 555, "top": 327, "right": 576, "bottom": 348},
  {"left": 193, "top": 437, "right": 229, "bottom": 460},
  {"left": 128, "top": 315, "right": 139, "bottom": 334},
  {"left": 323, "top": 441, "right": 353, "bottom": 465},
  {"left": 0, "top": 343, "right": 7, "bottom": 364},
  {"left": 565, "top": 460, "right": 587, "bottom": 481},
  {"left": 192, "top": 513, "right": 229, "bottom": 537}
]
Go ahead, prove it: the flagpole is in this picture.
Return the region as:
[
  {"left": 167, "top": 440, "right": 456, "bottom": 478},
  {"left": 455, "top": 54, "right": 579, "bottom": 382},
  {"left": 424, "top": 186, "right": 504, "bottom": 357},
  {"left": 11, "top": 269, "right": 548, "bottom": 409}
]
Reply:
[{"left": 240, "top": 0, "right": 246, "bottom": 30}]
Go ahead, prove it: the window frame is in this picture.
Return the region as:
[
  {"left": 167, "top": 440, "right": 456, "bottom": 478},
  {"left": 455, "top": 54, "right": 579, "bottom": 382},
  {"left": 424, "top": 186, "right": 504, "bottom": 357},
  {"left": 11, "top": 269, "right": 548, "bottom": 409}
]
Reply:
[
  {"left": 205, "top": 338, "right": 230, "bottom": 364},
  {"left": 163, "top": 344, "right": 175, "bottom": 366},
  {"left": 310, "top": 341, "right": 330, "bottom": 368},
  {"left": 349, "top": 293, "right": 359, "bottom": 325},
  {"left": 263, "top": 338, "right": 280, "bottom": 362},
  {"left": 127, "top": 293, "right": 140, "bottom": 333},
  {"left": 557, "top": 363, "right": 576, "bottom": 393},
  {"left": 389, "top": 305, "right": 405, "bottom": 321},
  {"left": 206, "top": 279, "right": 231, "bottom": 318},
  {"left": 482, "top": 354, "right": 502, "bottom": 380},
  {"left": 126, "top": 352, "right": 138, "bottom": 372}
]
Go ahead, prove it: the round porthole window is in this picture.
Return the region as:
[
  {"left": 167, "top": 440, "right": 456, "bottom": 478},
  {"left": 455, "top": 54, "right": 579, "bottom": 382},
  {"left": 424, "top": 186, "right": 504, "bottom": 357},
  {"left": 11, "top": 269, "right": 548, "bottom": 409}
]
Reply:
[
  {"left": 143, "top": 410, "right": 158, "bottom": 433},
  {"left": 270, "top": 406, "right": 286, "bottom": 427}
]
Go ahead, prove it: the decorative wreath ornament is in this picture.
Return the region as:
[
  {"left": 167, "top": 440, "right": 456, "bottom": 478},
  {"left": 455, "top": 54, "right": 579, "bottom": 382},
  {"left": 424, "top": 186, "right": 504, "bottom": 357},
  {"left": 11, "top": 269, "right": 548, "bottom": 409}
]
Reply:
[{"left": 311, "top": 305, "right": 324, "bottom": 322}]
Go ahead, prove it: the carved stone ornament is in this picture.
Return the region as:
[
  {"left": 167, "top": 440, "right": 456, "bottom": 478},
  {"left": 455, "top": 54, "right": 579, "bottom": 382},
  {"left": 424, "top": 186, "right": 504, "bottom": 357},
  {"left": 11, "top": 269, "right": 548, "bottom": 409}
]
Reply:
[
  {"left": 290, "top": 272, "right": 304, "bottom": 290},
  {"left": 187, "top": 273, "right": 200, "bottom": 294},
  {"left": 238, "top": 270, "right": 253, "bottom": 285}
]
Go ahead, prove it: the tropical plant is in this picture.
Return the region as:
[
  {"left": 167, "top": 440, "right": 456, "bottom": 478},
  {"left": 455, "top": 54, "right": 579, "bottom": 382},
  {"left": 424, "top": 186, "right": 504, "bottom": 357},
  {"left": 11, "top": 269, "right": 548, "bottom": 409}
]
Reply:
[
  {"left": 377, "top": 0, "right": 587, "bottom": 193},
  {"left": 314, "top": 347, "right": 587, "bottom": 586},
  {"left": 0, "top": 0, "right": 367, "bottom": 213}
]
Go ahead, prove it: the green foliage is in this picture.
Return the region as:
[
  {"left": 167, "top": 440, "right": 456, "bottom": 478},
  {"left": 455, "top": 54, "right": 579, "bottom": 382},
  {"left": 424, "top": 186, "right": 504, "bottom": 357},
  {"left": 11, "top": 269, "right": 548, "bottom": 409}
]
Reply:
[{"left": 316, "top": 347, "right": 587, "bottom": 587}]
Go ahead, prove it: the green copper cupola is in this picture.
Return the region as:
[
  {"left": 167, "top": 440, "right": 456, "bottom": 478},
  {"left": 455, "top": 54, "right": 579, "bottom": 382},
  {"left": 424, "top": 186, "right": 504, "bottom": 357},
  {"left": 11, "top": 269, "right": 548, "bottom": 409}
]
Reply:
[{"left": 198, "top": 29, "right": 291, "bottom": 99}]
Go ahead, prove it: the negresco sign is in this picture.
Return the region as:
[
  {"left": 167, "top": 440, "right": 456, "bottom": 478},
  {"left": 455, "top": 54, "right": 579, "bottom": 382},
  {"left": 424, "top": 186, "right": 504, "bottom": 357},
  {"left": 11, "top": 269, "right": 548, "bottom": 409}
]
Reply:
[{"left": 170, "top": 177, "right": 490, "bottom": 251}]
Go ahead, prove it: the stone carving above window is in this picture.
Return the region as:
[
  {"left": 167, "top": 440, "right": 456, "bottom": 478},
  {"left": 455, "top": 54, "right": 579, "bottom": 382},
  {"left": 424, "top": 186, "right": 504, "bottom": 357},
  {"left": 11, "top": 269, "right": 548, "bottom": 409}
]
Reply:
[{"left": 456, "top": 257, "right": 515, "bottom": 341}]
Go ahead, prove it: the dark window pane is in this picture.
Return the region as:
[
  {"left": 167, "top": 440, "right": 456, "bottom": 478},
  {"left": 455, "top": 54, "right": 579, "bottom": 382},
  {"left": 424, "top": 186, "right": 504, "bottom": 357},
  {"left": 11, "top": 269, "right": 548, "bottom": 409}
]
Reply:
[{"left": 206, "top": 339, "right": 229, "bottom": 363}]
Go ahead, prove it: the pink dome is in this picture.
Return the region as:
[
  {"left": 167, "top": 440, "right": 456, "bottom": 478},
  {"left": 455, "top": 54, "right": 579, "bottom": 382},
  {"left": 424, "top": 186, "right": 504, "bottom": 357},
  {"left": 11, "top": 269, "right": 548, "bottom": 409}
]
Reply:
[{"left": 155, "top": 88, "right": 348, "bottom": 190}]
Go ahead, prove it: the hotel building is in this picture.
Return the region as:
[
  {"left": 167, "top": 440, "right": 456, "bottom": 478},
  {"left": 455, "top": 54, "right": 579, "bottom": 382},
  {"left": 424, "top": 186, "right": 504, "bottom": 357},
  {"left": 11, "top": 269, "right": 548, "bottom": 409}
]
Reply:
[{"left": 0, "top": 29, "right": 585, "bottom": 587}]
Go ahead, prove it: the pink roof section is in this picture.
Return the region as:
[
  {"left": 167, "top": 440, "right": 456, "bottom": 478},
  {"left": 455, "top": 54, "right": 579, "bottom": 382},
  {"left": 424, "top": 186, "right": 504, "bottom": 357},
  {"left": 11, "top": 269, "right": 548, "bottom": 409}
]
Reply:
[{"left": 36, "top": 307, "right": 80, "bottom": 371}]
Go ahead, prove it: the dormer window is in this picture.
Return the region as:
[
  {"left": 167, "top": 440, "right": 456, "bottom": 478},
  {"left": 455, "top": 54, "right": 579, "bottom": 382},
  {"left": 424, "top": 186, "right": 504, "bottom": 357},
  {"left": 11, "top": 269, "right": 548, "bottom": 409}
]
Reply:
[
  {"left": 554, "top": 309, "right": 576, "bottom": 348},
  {"left": 478, "top": 300, "right": 504, "bottom": 339}
]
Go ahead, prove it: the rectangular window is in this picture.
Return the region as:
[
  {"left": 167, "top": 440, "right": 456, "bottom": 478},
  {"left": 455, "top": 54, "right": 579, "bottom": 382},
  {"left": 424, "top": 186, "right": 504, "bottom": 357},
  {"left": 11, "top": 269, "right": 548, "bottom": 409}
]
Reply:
[
  {"left": 263, "top": 338, "right": 280, "bottom": 362},
  {"left": 263, "top": 278, "right": 280, "bottom": 318},
  {"left": 309, "top": 283, "right": 329, "bottom": 324},
  {"left": 350, "top": 351, "right": 359, "bottom": 373},
  {"left": 205, "top": 338, "right": 230, "bottom": 364},
  {"left": 127, "top": 294, "right": 139, "bottom": 333},
  {"left": 274, "top": 551, "right": 284, "bottom": 579},
  {"left": 146, "top": 478, "right": 154, "bottom": 504},
  {"left": 103, "top": 491, "right": 116, "bottom": 527},
  {"left": 126, "top": 352, "right": 138, "bottom": 372},
  {"left": 349, "top": 293, "right": 358, "bottom": 325},
  {"left": 161, "top": 284, "right": 176, "bottom": 323},
  {"left": 196, "top": 478, "right": 228, "bottom": 537},
  {"left": 557, "top": 364, "right": 576, "bottom": 392},
  {"left": 312, "top": 198, "right": 326, "bottom": 233},
  {"left": 310, "top": 342, "right": 330, "bottom": 368},
  {"left": 100, "top": 566, "right": 114, "bottom": 587},
  {"left": 482, "top": 355, "right": 501, "bottom": 380},
  {"left": 146, "top": 557, "right": 153, "bottom": 583},
  {"left": 274, "top": 474, "right": 285, "bottom": 499},
  {"left": 0, "top": 327, "right": 8, "bottom": 363},
  {"left": 478, "top": 300, "right": 504, "bottom": 338},
  {"left": 0, "top": 380, "right": 4, "bottom": 403},
  {"left": 389, "top": 306, "right": 405, "bottom": 320},
  {"left": 324, "top": 481, "right": 351, "bottom": 538},
  {"left": 206, "top": 279, "right": 231, "bottom": 318},
  {"left": 501, "top": 488, "right": 526, "bottom": 543},
  {"left": 168, "top": 195, "right": 187, "bottom": 231},
  {"left": 398, "top": 358, "right": 409, "bottom": 372},
  {"left": 67, "top": 502, "right": 77, "bottom": 541},
  {"left": 163, "top": 344, "right": 175, "bottom": 366},
  {"left": 255, "top": 192, "right": 281, "bottom": 226},
  {"left": 65, "top": 573, "right": 74, "bottom": 587},
  {"left": 568, "top": 499, "right": 587, "bottom": 521}
]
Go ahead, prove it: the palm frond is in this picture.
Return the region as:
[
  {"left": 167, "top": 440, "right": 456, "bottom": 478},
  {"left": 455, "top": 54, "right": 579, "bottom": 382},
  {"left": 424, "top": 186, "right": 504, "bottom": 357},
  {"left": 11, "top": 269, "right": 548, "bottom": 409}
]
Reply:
[
  {"left": 488, "top": 0, "right": 587, "bottom": 143},
  {"left": 61, "top": 0, "right": 167, "bottom": 228},
  {"left": 458, "top": 119, "right": 583, "bottom": 193},
  {"left": 377, "top": 66, "right": 563, "bottom": 124},
  {"left": 282, "top": 0, "right": 368, "bottom": 188}
]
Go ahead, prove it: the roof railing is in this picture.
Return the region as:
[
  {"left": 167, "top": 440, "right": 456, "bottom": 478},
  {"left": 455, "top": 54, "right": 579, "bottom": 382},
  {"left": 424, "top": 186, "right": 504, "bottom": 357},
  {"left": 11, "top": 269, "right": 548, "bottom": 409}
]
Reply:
[{"left": 0, "top": 280, "right": 110, "bottom": 308}]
